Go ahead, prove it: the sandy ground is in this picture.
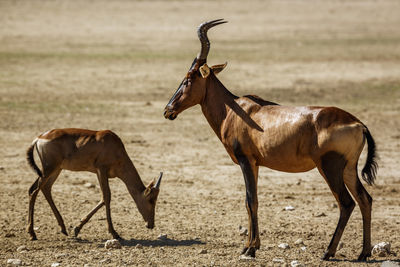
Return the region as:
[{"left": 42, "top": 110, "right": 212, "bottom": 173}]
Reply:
[{"left": 1, "top": 0, "right": 399, "bottom": 266}]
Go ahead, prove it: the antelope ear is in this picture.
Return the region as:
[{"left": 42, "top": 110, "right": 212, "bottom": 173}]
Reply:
[
  {"left": 211, "top": 62, "right": 227, "bottom": 75},
  {"left": 199, "top": 63, "right": 211, "bottom": 78}
]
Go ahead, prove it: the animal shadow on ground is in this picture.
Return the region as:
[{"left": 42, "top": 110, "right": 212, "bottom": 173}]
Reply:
[
  {"left": 327, "top": 258, "right": 399, "bottom": 264},
  {"left": 73, "top": 236, "right": 205, "bottom": 248},
  {"left": 119, "top": 237, "right": 205, "bottom": 248}
]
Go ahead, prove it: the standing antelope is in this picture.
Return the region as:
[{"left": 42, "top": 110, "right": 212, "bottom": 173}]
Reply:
[
  {"left": 26, "top": 128, "right": 163, "bottom": 240},
  {"left": 163, "top": 19, "right": 378, "bottom": 261}
]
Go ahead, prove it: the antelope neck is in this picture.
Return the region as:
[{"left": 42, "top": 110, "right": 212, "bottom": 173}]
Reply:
[{"left": 200, "top": 74, "right": 238, "bottom": 140}]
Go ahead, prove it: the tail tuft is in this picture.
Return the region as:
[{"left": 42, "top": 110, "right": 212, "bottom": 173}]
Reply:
[
  {"left": 27, "top": 143, "right": 42, "bottom": 178},
  {"left": 361, "top": 127, "right": 378, "bottom": 185}
]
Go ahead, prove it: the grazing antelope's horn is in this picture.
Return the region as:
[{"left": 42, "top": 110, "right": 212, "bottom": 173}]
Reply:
[
  {"left": 154, "top": 172, "right": 163, "bottom": 189},
  {"left": 197, "top": 19, "right": 227, "bottom": 60}
]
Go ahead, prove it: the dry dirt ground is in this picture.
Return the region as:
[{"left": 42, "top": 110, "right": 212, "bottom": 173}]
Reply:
[{"left": 1, "top": 1, "right": 400, "bottom": 266}]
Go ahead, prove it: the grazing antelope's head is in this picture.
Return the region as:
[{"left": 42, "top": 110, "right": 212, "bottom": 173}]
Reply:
[
  {"left": 164, "top": 19, "right": 228, "bottom": 120},
  {"left": 139, "top": 172, "right": 163, "bottom": 229}
]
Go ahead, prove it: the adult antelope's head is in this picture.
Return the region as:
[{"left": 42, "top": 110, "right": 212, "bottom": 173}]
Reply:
[{"left": 164, "top": 19, "right": 228, "bottom": 120}]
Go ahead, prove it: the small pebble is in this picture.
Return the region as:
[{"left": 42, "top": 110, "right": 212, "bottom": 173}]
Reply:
[
  {"left": 238, "top": 226, "right": 248, "bottom": 236},
  {"left": 291, "top": 260, "right": 304, "bottom": 267},
  {"left": 157, "top": 234, "right": 168, "bottom": 240},
  {"left": 300, "top": 246, "right": 307, "bottom": 251},
  {"left": 199, "top": 249, "right": 207, "bottom": 254},
  {"left": 84, "top": 183, "right": 95, "bottom": 189},
  {"left": 7, "top": 259, "right": 22, "bottom": 266},
  {"left": 16, "top": 246, "right": 28, "bottom": 253},
  {"left": 294, "top": 238, "right": 304, "bottom": 245},
  {"left": 314, "top": 212, "right": 326, "bottom": 217},
  {"left": 381, "top": 260, "right": 400, "bottom": 267},
  {"left": 284, "top": 206, "right": 295, "bottom": 211},
  {"left": 338, "top": 242, "right": 344, "bottom": 250},
  {"left": 4, "top": 233, "right": 15, "bottom": 238},
  {"left": 278, "top": 243, "right": 290, "bottom": 249},
  {"left": 104, "top": 239, "right": 121, "bottom": 249},
  {"left": 135, "top": 244, "right": 143, "bottom": 249},
  {"left": 273, "top": 258, "right": 285, "bottom": 263},
  {"left": 99, "top": 258, "right": 111, "bottom": 264},
  {"left": 372, "top": 242, "right": 391, "bottom": 257},
  {"left": 239, "top": 254, "right": 255, "bottom": 261},
  {"left": 51, "top": 263, "right": 61, "bottom": 267},
  {"left": 55, "top": 253, "right": 68, "bottom": 258}
]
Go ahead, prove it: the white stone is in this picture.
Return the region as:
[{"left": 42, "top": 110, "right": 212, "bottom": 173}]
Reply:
[
  {"left": 84, "top": 182, "right": 95, "bottom": 189},
  {"left": 239, "top": 226, "right": 248, "bottom": 236},
  {"left": 381, "top": 260, "right": 400, "bottom": 267},
  {"left": 16, "top": 245, "right": 28, "bottom": 253},
  {"left": 51, "top": 263, "right": 61, "bottom": 267},
  {"left": 294, "top": 238, "right": 304, "bottom": 245},
  {"left": 104, "top": 239, "right": 121, "bottom": 249},
  {"left": 6, "top": 259, "right": 22, "bottom": 266},
  {"left": 273, "top": 258, "right": 285, "bottom": 263},
  {"left": 284, "top": 206, "right": 295, "bottom": 211},
  {"left": 278, "top": 243, "right": 290, "bottom": 249},
  {"left": 291, "top": 260, "right": 304, "bottom": 267},
  {"left": 372, "top": 242, "right": 391, "bottom": 257},
  {"left": 239, "top": 254, "right": 255, "bottom": 261}
]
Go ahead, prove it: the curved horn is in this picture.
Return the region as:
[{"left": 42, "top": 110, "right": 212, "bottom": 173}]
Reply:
[
  {"left": 153, "top": 172, "right": 163, "bottom": 189},
  {"left": 197, "top": 19, "right": 227, "bottom": 60}
]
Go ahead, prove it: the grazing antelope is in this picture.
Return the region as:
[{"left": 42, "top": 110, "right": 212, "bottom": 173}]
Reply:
[
  {"left": 164, "top": 19, "right": 378, "bottom": 261},
  {"left": 26, "top": 128, "right": 163, "bottom": 240}
]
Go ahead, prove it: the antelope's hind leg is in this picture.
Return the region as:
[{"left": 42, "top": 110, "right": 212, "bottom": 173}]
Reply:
[
  {"left": 343, "top": 164, "right": 373, "bottom": 261},
  {"left": 27, "top": 177, "right": 42, "bottom": 240},
  {"left": 40, "top": 169, "right": 67, "bottom": 236},
  {"left": 317, "top": 151, "right": 355, "bottom": 260}
]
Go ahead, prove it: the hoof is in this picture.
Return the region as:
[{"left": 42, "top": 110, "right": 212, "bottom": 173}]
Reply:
[
  {"left": 322, "top": 251, "right": 334, "bottom": 261},
  {"left": 357, "top": 252, "right": 371, "bottom": 261},
  {"left": 111, "top": 232, "right": 121, "bottom": 240},
  {"left": 73, "top": 227, "right": 81, "bottom": 237},
  {"left": 61, "top": 228, "right": 68, "bottom": 236},
  {"left": 30, "top": 234, "right": 37, "bottom": 241},
  {"left": 241, "top": 247, "right": 256, "bottom": 258}
]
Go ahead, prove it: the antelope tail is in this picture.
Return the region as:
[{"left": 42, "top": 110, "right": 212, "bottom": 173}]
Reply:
[
  {"left": 27, "top": 140, "right": 43, "bottom": 178},
  {"left": 361, "top": 127, "right": 378, "bottom": 185}
]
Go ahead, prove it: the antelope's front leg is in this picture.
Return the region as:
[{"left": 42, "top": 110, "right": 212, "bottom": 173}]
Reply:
[{"left": 236, "top": 153, "right": 260, "bottom": 257}]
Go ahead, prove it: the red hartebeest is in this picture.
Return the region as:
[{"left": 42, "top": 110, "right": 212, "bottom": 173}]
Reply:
[
  {"left": 163, "top": 19, "right": 377, "bottom": 261},
  {"left": 26, "top": 128, "right": 163, "bottom": 240}
]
